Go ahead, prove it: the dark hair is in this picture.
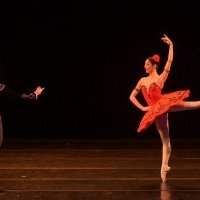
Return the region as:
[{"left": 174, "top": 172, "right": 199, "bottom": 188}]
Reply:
[{"left": 148, "top": 54, "right": 160, "bottom": 66}]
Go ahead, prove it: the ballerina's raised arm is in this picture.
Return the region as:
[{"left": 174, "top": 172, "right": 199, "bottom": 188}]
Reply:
[{"left": 158, "top": 34, "right": 174, "bottom": 88}]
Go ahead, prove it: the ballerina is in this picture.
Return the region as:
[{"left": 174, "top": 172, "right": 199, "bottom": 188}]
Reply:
[
  {"left": 130, "top": 34, "right": 200, "bottom": 182},
  {"left": 0, "top": 84, "right": 45, "bottom": 147}
]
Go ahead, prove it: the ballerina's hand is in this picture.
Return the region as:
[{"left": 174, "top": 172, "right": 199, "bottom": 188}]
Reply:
[
  {"left": 34, "top": 86, "right": 45, "bottom": 98},
  {"left": 161, "top": 34, "right": 173, "bottom": 46},
  {"left": 142, "top": 106, "right": 152, "bottom": 112}
]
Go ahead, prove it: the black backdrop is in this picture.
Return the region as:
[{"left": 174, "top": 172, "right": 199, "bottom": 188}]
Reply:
[{"left": 0, "top": 1, "right": 200, "bottom": 139}]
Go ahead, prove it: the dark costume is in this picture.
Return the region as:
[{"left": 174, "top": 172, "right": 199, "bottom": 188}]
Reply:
[{"left": 0, "top": 83, "right": 37, "bottom": 146}]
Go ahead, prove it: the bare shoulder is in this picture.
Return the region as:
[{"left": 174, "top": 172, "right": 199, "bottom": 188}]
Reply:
[
  {"left": 138, "top": 77, "right": 148, "bottom": 86},
  {"left": 138, "top": 77, "right": 146, "bottom": 84}
]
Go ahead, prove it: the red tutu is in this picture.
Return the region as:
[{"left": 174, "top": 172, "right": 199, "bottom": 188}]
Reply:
[{"left": 137, "top": 82, "right": 190, "bottom": 133}]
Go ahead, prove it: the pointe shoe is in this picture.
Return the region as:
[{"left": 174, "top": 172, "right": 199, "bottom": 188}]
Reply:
[
  {"left": 160, "top": 166, "right": 171, "bottom": 182},
  {"left": 161, "top": 171, "right": 167, "bottom": 183}
]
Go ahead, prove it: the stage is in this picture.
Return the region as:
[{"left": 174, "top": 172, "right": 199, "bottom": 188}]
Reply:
[{"left": 0, "top": 137, "right": 198, "bottom": 199}]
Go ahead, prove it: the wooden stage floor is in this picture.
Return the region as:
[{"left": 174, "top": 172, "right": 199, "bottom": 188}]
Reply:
[{"left": 0, "top": 137, "right": 200, "bottom": 199}]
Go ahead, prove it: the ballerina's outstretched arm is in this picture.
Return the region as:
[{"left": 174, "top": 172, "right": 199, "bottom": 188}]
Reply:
[
  {"left": 21, "top": 86, "right": 45, "bottom": 100},
  {"left": 1, "top": 85, "right": 45, "bottom": 101},
  {"left": 158, "top": 34, "right": 174, "bottom": 88}
]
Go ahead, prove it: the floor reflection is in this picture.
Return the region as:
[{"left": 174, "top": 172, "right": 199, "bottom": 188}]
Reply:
[{"left": 160, "top": 183, "right": 171, "bottom": 200}]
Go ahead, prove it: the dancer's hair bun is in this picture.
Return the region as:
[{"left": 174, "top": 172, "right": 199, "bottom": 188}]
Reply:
[{"left": 151, "top": 54, "right": 160, "bottom": 63}]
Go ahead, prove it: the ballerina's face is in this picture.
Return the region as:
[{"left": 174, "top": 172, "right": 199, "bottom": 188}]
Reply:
[{"left": 144, "top": 59, "right": 156, "bottom": 74}]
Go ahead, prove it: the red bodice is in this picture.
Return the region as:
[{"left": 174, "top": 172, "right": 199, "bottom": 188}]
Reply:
[{"left": 141, "top": 82, "right": 162, "bottom": 105}]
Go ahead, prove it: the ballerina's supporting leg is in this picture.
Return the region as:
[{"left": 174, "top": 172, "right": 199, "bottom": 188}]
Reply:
[
  {"left": 169, "top": 101, "right": 200, "bottom": 112},
  {"left": 155, "top": 114, "right": 172, "bottom": 183}
]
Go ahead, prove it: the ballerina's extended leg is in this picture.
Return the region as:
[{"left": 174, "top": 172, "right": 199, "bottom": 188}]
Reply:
[{"left": 170, "top": 101, "right": 200, "bottom": 112}]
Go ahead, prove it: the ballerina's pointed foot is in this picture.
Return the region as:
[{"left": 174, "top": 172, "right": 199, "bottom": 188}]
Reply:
[
  {"left": 161, "top": 171, "right": 167, "bottom": 183},
  {"left": 161, "top": 166, "right": 171, "bottom": 183}
]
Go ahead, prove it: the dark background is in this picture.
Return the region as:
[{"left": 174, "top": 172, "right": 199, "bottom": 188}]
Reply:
[{"left": 0, "top": 1, "right": 200, "bottom": 139}]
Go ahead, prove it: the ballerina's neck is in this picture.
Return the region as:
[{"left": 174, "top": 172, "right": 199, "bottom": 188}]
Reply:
[{"left": 148, "top": 70, "right": 159, "bottom": 78}]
